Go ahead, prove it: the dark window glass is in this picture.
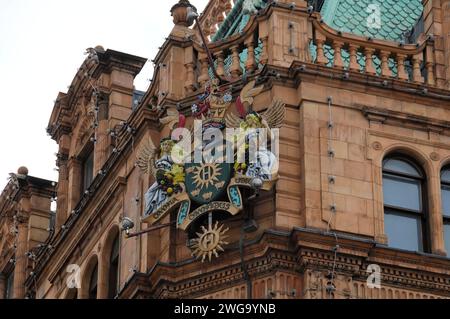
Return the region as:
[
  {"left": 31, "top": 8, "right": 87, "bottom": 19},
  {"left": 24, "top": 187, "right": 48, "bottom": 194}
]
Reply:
[
  {"left": 383, "top": 158, "right": 422, "bottom": 177},
  {"left": 442, "top": 167, "right": 450, "bottom": 218},
  {"left": 49, "top": 211, "right": 56, "bottom": 230},
  {"left": 441, "top": 166, "right": 450, "bottom": 256},
  {"left": 83, "top": 150, "right": 94, "bottom": 192},
  {"left": 108, "top": 236, "right": 120, "bottom": 299},
  {"left": 444, "top": 221, "right": 450, "bottom": 256},
  {"left": 444, "top": 223, "right": 450, "bottom": 256},
  {"left": 442, "top": 185, "right": 450, "bottom": 218},
  {"left": 384, "top": 210, "right": 423, "bottom": 252},
  {"left": 5, "top": 271, "right": 14, "bottom": 299},
  {"left": 88, "top": 263, "right": 98, "bottom": 299},
  {"left": 441, "top": 168, "right": 450, "bottom": 184},
  {"left": 383, "top": 175, "right": 421, "bottom": 212},
  {"left": 383, "top": 156, "right": 427, "bottom": 252}
]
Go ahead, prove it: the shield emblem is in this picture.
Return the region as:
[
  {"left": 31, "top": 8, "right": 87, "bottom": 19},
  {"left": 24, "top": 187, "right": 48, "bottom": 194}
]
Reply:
[{"left": 185, "top": 162, "right": 232, "bottom": 205}]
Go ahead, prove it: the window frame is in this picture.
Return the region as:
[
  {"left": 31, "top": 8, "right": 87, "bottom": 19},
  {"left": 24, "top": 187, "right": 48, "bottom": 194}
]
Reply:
[
  {"left": 5, "top": 269, "right": 14, "bottom": 299},
  {"left": 88, "top": 263, "right": 98, "bottom": 300},
  {"left": 382, "top": 155, "right": 430, "bottom": 253},
  {"left": 382, "top": 173, "right": 423, "bottom": 214},
  {"left": 82, "top": 149, "right": 94, "bottom": 192},
  {"left": 441, "top": 166, "right": 450, "bottom": 218},
  {"left": 107, "top": 235, "right": 120, "bottom": 299},
  {"left": 79, "top": 140, "right": 95, "bottom": 195},
  {"left": 441, "top": 165, "right": 450, "bottom": 255}
]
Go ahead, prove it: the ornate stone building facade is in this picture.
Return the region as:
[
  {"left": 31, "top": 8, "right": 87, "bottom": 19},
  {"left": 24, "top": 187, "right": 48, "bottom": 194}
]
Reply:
[{"left": 1, "top": 0, "right": 450, "bottom": 299}]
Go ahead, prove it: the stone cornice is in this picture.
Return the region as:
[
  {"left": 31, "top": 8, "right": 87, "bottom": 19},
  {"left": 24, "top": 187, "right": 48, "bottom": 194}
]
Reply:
[
  {"left": 294, "top": 228, "right": 450, "bottom": 296},
  {"left": 117, "top": 227, "right": 450, "bottom": 298},
  {"left": 290, "top": 61, "right": 450, "bottom": 102},
  {"left": 1, "top": 175, "right": 56, "bottom": 215},
  {"left": 47, "top": 48, "right": 146, "bottom": 142},
  {"left": 97, "top": 49, "right": 147, "bottom": 76},
  {"left": 361, "top": 105, "right": 450, "bottom": 135},
  {"left": 368, "top": 129, "right": 450, "bottom": 152}
]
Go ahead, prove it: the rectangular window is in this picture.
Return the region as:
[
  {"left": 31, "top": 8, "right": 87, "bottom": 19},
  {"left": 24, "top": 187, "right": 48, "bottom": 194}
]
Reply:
[
  {"left": 442, "top": 185, "right": 450, "bottom": 218},
  {"left": 82, "top": 150, "right": 94, "bottom": 192},
  {"left": 445, "top": 223, "right": 450, "bottom": 257},
  {"left": 384, "top": 210, "right": 423, "bottom": 252},
  {"left": 383, "top": 175, "right": 421, "bottom": 212}
]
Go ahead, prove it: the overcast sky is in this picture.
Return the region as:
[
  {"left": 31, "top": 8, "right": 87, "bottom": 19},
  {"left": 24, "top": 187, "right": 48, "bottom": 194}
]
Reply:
[{"left": 0, "top": 0, "right": 209, "bottom": 189}]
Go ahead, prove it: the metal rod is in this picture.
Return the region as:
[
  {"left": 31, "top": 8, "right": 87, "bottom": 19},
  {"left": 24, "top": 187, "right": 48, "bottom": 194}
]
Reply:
[
  {"left": 125, "top": 222, "right": 175, "bottom": 238},
  {"left": 194, "top": 17, "right": 224, "bottom": 83}
]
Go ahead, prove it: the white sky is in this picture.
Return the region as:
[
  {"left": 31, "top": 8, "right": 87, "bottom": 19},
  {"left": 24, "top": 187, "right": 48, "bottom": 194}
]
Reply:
[{"left": 0, "top": 0, "right": 209, "bottom": 189}]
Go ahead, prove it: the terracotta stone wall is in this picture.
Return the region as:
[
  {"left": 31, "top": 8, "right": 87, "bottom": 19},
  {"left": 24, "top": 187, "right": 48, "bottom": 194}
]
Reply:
[{"left": 19, "top": 0, "right": 450, "bottom": 300}]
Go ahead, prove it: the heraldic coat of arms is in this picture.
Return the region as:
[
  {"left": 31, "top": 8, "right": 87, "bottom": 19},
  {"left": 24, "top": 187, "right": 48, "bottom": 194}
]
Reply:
[{"left": 136, "top": 78, "right": 285, "bottom": 262}]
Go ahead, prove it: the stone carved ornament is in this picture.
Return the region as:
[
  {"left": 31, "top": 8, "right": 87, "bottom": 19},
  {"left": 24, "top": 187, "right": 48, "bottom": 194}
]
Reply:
[{"left": 135, "top": 79, "right": 285, "bottom": 262}]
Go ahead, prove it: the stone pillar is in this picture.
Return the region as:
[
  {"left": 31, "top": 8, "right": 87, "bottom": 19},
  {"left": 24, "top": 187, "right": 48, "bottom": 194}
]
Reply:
[
  {"left": 422, "top": 0, "right": 447, "bottom": 88},
  {"left": 55, "top": 151, "right": 69, "bottom": 232},
  {"left": 268, "top": 0, "right": 309, "bottom": 68},
  {"left": 0, "top": 274, "right": 5, "bottom": 299},
  {"left": 108, "top": 70, "right": 134, "bottom": 127},
  {"left": 422, "top": 0, "right": 443, "bottom": 35},
  {"left": 94, "top": 92, "right": 110, "bottom": 175},
  {"left": 97, "top": 253, "right": 109, "bottom": 299},
  {"left": 13, "top": 205, "right": 30, "bottom": 299},
  {"left": 67, "top": 157, "right": 82, "bottom": 216},
  {"left": 442, "top": 0, "right": 450, "bottom": 88},
  {"left": 428, "top": 174, "right": 446, "bottom": 255}
]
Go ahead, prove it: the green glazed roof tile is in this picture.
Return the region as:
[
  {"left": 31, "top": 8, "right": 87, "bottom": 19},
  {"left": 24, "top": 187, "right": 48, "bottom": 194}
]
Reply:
[
  {"left": 208, "top": 0, "right": 422, "bottom": 81},
  {"left": 212, "top": 0, "right": 269, "bottom": 42},
  {"left": 320, "top": 0, "right": 423, "bottom": 41}
]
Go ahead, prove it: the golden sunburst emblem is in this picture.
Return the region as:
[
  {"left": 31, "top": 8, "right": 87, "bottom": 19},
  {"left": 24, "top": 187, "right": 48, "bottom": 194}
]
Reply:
[
  {"left": 192, "top": 221, "right": 229, "bottom": 262},
  {"left": 192, "top": 163, "right": 222, "bottom": 190}
]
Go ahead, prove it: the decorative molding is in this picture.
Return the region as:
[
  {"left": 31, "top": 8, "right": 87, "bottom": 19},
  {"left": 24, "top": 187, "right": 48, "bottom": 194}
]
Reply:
[
  {"left": 118, "top": 229, "right": 450, "bottom": 299},
  {"left": 361, "top": 105, "right": 450, "bottom": 134},
  {"left": 430, "top": 152, "right": 440, "bottom": 161},
  {"left": 372, "top": 141, "right": 383, "bottom": 151},
  {"left": 368, "top": 129, "right": 450, "bottom": 152}
]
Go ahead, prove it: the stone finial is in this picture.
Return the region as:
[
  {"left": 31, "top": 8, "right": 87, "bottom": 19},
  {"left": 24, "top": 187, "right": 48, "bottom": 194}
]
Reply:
[
  {"left": 170, "top": 0, "right": 197, "bottom": 27},
  {"left": 17, "top": 166, "right": 29, "bottom": 176},
  {"left": 94, "top": 45, "right": 105, "bottom": 52}
]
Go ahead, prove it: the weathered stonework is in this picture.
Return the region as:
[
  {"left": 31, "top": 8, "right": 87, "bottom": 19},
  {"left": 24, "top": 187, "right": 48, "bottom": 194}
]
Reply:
[{"left": 1, "top": 0, "right": 450, "bottom": 299}]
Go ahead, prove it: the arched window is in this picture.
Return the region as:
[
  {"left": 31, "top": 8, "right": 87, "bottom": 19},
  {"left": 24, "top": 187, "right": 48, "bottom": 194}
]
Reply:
[
  {"left": 382, "top": 156, "right": 428, "bottom": 252},
  {"left": 107, "top": 235, "right": 120, "bottom": 298},
  {"left": 88, "top": 263, "right": 98, "bottom": 299},
  {"left": 441, "top": 166, "right": 450, "bottom": 255}
]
